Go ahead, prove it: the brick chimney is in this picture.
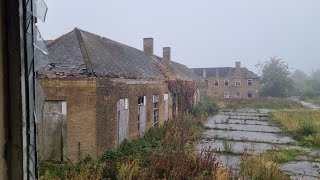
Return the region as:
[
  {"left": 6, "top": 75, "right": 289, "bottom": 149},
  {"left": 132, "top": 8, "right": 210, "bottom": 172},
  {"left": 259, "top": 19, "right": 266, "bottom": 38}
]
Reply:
[
  {"left": 163, "top": 47, "right": 171, "bottom": 63},
  {"left": 143, "top": 38, "right": 153, "bottom": 55},
  {"left": 235, "top": 61, "right": 241, "bottom": 73}
]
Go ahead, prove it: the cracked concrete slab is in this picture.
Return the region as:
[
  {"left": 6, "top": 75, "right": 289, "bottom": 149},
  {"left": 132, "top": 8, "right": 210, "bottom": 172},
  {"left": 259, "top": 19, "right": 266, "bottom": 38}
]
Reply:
[
  {"left": 227, "top": 119, "right": 270, "bottom": 126},
  {"left": 282, "top": 162, "right": 320, "bottom": 178},
  {"left": 206, "top": 124, "right": 281, "bottom": 133},
  {"left": 196, "top": 140, "right": 309, "bottom": 154},
  {"left": 204, "top": 130, "right": 295, "bottom": 144}
]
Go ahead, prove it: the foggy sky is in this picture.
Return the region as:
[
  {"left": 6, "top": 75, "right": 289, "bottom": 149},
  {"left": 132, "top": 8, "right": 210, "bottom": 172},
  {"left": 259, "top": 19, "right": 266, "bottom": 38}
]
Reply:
[{"left": 38, "top": 0, "right": 320, "bottom": 74}]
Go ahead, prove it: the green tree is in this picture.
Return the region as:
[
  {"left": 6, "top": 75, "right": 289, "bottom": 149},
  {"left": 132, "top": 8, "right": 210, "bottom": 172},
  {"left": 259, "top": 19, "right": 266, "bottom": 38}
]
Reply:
[{"left": 256, "top": 57, "right": 293, "bottom": 97}]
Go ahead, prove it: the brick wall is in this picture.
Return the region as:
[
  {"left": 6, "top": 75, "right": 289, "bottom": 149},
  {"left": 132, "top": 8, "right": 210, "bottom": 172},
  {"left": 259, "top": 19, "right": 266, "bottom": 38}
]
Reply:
[
  {"left": 206, "top": 75, "right": 260, "bottom": 99},
  {"left": 95, "top": 79, "right": 172, "bottom": 155},
  {"left": 38, "top": 78, "right": 97, "bottom": 161},
  {"left": 39, "top": 77, "right": 177, "bottom": 161}
]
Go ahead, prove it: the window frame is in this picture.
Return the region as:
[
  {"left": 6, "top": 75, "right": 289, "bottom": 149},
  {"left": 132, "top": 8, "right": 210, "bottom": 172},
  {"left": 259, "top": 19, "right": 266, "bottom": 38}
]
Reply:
[
  {"left": 224, "top": 79, "right": 229, "bottom": 86},
  {"left": 235, "top": 79, "right": 241, "bottom": 86},
  {"left": 235, "top": 92, "right": 241, "bottom": 98},
  {"left": 224, "top": 92, "right": 230, "bottom": 99},
  {"left": 247, "top": 79, "right": 253, "bottom": 86},
  {"left": 214, "top": 80, "right": 219, "bottom": 87},
  {"left": 247, "top": 92, "right": 253, "bottom": 99}
]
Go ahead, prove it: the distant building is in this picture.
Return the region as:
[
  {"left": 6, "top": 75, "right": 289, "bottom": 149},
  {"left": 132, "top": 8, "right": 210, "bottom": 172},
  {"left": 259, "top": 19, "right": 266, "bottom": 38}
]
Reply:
[
  {"left": 192, "top": 62, "right": 260, "bottom": 99},
  {"left": 37, "top": 28, "right": 206, "bottom": 162}
]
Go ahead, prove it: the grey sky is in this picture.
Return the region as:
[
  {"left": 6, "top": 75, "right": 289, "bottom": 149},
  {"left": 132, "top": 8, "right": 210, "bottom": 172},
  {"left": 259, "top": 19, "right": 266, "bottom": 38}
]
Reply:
[{"left": 38, "top": 0, "right": 320, "bottom": 74}]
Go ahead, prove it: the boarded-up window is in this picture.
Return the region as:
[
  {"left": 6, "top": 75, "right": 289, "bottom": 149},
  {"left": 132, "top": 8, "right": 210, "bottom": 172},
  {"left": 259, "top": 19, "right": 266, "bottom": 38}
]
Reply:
[
  {"left": 172, "top": 94, "right": 177, "bottom": 118},
  {"left": 153, "top": 95, "right": 159, "bottom": 127},
  {"left": 164, "top": 93, "right": 169, "bottom": 122},
  {"left": 42, "top": 101, "right": 67, "bottom": 161},
  {"left": 118, "top": 98, "right": 129, "bottom": 144},
  {"left": 138, "top": 96, "right": 147, "bottom": 135}
]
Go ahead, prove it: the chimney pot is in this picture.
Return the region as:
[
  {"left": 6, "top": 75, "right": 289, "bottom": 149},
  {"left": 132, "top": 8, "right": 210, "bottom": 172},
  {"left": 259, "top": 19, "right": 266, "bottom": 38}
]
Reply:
[
  {"left": 143, "top": 38, "right": 153, "bottom": 55},
  {"left": 163, "top": 47, "right": 171, "bottom": 62}
]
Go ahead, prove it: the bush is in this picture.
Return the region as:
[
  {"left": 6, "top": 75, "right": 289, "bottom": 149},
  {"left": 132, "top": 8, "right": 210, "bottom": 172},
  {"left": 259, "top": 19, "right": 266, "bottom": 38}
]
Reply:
[{"left": 189, "top": 98, "right": 219, "bottom": 118}]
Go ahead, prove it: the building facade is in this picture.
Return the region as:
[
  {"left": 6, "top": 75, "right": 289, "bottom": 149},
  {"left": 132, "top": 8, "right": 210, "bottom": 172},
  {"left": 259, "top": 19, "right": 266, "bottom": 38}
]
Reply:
[
  {"left": 192, "top": 62, "right": 260, "bottom": 99},
  {"left": 37, "top": 28, "right": 206, "bottom": 162}
]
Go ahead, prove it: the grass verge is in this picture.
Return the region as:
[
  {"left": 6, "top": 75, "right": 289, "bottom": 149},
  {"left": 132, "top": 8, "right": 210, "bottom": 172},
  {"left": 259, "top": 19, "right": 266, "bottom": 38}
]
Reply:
[
  {"left": 217, "top": 97, "right": 303, "bottom": 110},
  {"left": 270, "top": 109, "right": 320, "bottom": 148}
]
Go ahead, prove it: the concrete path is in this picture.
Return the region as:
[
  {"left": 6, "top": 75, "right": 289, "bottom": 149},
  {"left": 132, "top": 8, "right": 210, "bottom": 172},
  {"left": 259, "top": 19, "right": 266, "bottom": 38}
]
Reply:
[
  {"left": 197, "top": 108, "right": 320, "bottom": 179},
  {"left": 300, "top": 101, "right": 320, "bottom": 110}
]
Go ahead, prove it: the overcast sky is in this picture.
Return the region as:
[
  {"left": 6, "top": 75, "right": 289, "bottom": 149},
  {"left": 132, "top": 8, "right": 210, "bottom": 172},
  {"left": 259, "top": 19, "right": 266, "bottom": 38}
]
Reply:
[{"left": 38, "top": 0, "right": 320, "bottom": 74}]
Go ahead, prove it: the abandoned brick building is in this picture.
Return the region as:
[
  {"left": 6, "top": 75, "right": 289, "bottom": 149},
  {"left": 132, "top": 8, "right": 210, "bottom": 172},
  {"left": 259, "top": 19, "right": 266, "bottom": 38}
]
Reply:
[
  {"left": 37, "top": 28, "right": 206, "bottom": 162},
  {"left": 192, "top": 62, "right": 260, "bottom": 99}
]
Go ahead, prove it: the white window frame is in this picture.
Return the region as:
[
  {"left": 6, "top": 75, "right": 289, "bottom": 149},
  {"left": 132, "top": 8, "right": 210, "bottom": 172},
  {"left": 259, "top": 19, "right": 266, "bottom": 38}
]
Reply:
[
  {"left": 235, "top": 79, "right": 241, "bottom": 86},
  {"left": 235, "top": 92, "right": 241, "bottom": 98},
  {"left": 224, "top": 92, "right": 230, "bottom": 99},
  {"left": 214, "top": 80, "right": 219, "bottom": 87},
  {"left": 224, "top": 79, "right": 229, "bottom": 86},
  {"left": 247, "top": 79, "right": 253, "bottom": 86}
]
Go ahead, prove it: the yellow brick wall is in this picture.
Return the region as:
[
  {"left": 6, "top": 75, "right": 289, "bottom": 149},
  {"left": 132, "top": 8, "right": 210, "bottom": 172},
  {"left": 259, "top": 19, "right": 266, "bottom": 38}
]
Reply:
[
  {"left": 38, "top": 78, "right": 98, "bottom": 161},
  {"left": 206, "top": 75, "right": 260, "bottom": 99}
]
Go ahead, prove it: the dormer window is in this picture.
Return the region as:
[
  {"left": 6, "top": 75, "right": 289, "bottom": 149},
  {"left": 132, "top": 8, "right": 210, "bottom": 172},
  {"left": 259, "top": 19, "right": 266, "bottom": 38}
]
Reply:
[
  {"left": 224, "top": 80, "right": 229, "bottom": 86},
  {"left": 235, "top": 79, "right": 241, "bottom": 86},
  {"left": 247, "top": 79, "right": 253, "bottom": 86},
  {"left": 214, "top": 80, "right": 219, "bottom": 87}
]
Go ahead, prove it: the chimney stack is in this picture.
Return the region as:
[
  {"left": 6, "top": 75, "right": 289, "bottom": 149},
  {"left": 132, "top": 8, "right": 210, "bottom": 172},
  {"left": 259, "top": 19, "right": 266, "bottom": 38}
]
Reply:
[
  {"left": 143, "top": 38, "right": 153, "bottom": 55},
  {"left": 202, "top": 69, "right": 207, "bottom": 78},
  {"left": 163, "top": 47, "right": 171, "bottom": 62},
  {"left": 235, "top": 61, "right": 241, "bottom": 73}
]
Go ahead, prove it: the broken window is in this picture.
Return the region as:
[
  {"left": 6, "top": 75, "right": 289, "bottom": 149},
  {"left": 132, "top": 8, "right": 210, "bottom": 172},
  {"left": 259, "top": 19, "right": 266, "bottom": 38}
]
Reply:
[
  {"left": 235, "top": 79, "right": 241, "bottom": 86},
  {"left": 224, "top": 79, "right": 229, "bottom": 86},
  {"left": 224, "top": 92, "right": 230, "bottom": 99},
  {"left": 138, "top": 96, "right": 147, "bottom": 135},
  {"left": 247, "top": 79, "right": 253, "bottom": 86},
  {"left": 247, "top": 92, "right": 253, "bottom": 99},
  {"left": 235, "top": 92, "right": 241, "bottom": 98},
  {"left": 153, "top": 95, "right": 159, "bottom": 127},
  {"left": 214, "top": 80, "right": 219, "bottom": 87}
]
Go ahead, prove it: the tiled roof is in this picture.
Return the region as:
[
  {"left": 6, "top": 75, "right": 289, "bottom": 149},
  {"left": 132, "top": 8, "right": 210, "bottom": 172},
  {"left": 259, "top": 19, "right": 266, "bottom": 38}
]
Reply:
[
  {"left": 38, "top": 28, "right": 199, "bottom": 81},
  {"left": 192, "top": 67, "right": 259, "bottom": 79}
]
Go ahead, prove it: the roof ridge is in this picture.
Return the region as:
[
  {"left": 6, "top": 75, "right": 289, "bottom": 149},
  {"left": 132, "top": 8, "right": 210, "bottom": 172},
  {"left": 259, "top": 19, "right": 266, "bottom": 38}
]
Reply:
[{"left": 74, "top": 28, "right": 95, "bottom": 75}]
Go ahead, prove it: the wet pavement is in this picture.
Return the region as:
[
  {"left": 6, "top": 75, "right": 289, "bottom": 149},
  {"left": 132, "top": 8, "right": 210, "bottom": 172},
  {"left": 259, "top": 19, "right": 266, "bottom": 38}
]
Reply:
[{"left": 197, "top": 108, "right": 320, "bottom": 179}]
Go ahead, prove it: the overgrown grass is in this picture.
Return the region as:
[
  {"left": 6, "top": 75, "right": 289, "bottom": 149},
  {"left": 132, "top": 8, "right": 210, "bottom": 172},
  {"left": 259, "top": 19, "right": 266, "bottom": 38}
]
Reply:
[
  {"left": 239, "top": 150, "right": 295, "bottom": 180},
  {"left": 218, "top": 97, "right": 303, "bottom": 110},
  {"left": 39, "top": 114, "right": 232, "bottom": 179},
  {"left": 270, "top": 109, "right": 320, "bottom": 148}
]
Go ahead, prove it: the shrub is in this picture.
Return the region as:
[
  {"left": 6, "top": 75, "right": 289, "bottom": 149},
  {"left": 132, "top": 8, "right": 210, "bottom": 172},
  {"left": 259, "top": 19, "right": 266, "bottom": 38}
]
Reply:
[{"left": 189, "top": 98, "right": 219, "bottom": 119}]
